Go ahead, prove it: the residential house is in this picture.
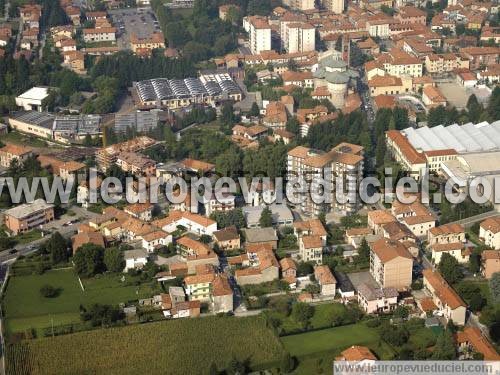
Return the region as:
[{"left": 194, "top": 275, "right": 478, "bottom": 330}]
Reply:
[
  {"left": 124, "top": 202, "right": 154, "bottom": 221},
  {"left": 184, "top": 273, "right": 214, "bottom": 302},
  {"left": 141, "top": 230, "right": 172, "bottom": 253},
  {"left": 314, "top": 265, "right": 336, "bottom": 296},
  {"left": 83, "top": 27, "right": 116, "bottom": 43},
  {"left": 235, "top": 246, "right": 279, "bottom": 285},
  {"left": 281, "top": 70, "right": 314, "bottom": 88},
  {"left": 357, "top": 283, "right": 398, "bottom": 314},
  {"left": 0, "top": 144, "right": 33, "bottom": 168},
  {"left": 153, "top": 211, "right": 218, "bottom": 236},
  {"left": 367, "top": 210, "right": 397, "bottom": 235},
  {"left": 481, "top": 250, "right": 500, "bottom": 279},
  {"left": 422, "top": 85, "right": 447, "bottom": 108},
  {"left": 280, "top": 257, "right": 297, "bottom": 286},
  {"left": 456, "top": 327, "right": 500, "bottom": 360},
  {"left": 480, "top": 216, "right": 500, "bottom": 249},
  {"left": 130, "top": 32, "right": 165, "bottom": 54},
  {"left": 124, "top": 249, "right": 148, "bottom": 271},
  {"left": 294, "top": 219, "right": 327, "bottom": 264},
  {"left": 212, "top": 274, "right": 233, "bottom": 313},
  {"left": 391, "top": 200, "right": 436, "bottom": 238},
  {"left": 422, "top": 269, "right": 466, "bottom": 325},
  {"left": 71, "top": 231, "right": 105, "bottom": 254},
  {"left": 263, "top": 101, "right": 288, "bottom": 129},
  {"left": 243, "top": 227, "right": 279, "bottom": 249},
  {"left": 213, "top": 226, "right": 240, "bottom": 251}
]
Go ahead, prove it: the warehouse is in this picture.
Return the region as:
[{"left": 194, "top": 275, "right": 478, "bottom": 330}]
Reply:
[
  {"left": 134, "top": 73, "right": 242, "bottom": 110},
  {"left": 401, "top": 121, "right": 500, "bottom": 154}
]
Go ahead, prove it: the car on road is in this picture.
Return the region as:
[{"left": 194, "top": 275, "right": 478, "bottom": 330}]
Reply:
[{"left": 8, "top": 249, "right": 17, "bottom": 254}]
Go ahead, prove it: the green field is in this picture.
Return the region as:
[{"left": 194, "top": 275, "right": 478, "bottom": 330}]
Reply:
[
  {"left": 277, "top": 302, "right": 347, "bottom": 334},
  {"left": 3, "top": 269, "right": 156, "bottom": 335},
  {"left": 281, "top": 322, "right": 394, "bottom": 360},
  {"left": 6, "top": 316, "right": 285, "bottom": 375}
]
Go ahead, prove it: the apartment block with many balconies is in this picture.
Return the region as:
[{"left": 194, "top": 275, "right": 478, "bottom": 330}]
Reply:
[{"left": 286, "top": 142, "right": 364, "bottom": 216}]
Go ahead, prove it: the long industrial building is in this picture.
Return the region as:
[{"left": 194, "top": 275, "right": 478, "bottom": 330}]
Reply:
[
  {"left": 386, "top": 121, "right": 500, "bottom": 208},
  {"left": 401, "top": 121, "right": 500, "bottom": 154},
  {"left": 133, "top": 73, "right": 242, "bottom": 110},
  {"left": 8, "top": 111, "right": 102, "bottom": 143}
]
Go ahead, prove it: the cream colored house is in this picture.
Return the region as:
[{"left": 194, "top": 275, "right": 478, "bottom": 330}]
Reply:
[
  {"left": 431, "top": 242, "right": 470, "bottom": 264},
  {"left": 480, "top": 217, "right": 500, "bottom": 250},
  {"left": 422, "top": 269, "right": 466, "bottom": 326},
  {"left": 481, "top": 250, "right": 500, "bottom": 279},
  {"left": 357, "top": 283, "right": 398, "bottom": 314},
  {"left": 314, "top": 265, "right": 336, "bottom": 296},
  {"left": 370, "top": 238, "right": 413, "bottom": 290}
]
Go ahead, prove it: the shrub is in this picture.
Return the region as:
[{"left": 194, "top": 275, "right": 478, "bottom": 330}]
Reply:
[{"left": 39, "top": 285, "right": 59, "bottom": 298}]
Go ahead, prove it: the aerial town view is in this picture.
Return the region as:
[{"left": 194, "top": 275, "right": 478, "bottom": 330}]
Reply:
[{"left": 0, "top": 0, "right": 499, "bottom": 373}]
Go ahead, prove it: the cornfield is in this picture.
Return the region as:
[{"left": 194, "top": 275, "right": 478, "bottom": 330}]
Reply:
[{"left": 6, "top": 316, "right": 284, "bottom": 374}]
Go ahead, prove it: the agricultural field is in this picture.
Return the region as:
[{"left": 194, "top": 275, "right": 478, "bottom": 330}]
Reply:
[
  {"left": 6, "top": 316, "right": 285, "bottom": 375},
  {"left": 3, "top": 269, "right": 157, "bottom": 336},
  {"left": 281, "top": 322, "right": 395, "bottom": 360}
]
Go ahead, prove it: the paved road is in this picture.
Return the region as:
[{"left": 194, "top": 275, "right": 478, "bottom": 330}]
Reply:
[{"left": 447, "top": 210, "right": 499, "bottom": 228}]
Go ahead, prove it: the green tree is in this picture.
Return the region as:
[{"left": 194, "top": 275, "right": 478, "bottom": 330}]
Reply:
[
  {"left": 39, "top": 284, "right": 59, "bottom": 298},
  {"left": 357, "top": 238, "right": 370, "bottom": 263},
  {"left": 104, "top": 247, "right": 125, "bottom": 273},
  {"left": 46, "top": 231, "right": 69, "bottom": 265},
  {"left": 437, "top": 253, "right": 463, "bottom": 284},
  {"left": 431, "top": 329, "right": 456, "bottom": 359},
  {"left": 292, "top": 302, "right": 314, "bottom": 328},
  {"left": 249, "top": 102, "right": 260, "bottom": 117},
  {"left": 469, "top": 251, "right": 481, "bottom": 274},
  {"left": 469, "top": 293, "right": 486, "bottom": 312},
  {"left": 226, "top": 356, "right": 245, "bottom": 375},
  {"left": 220, "top": 102, "right": 236, "bottom": 133},
  {"left": 286, "top": 116, "right": 300, "bottom": 135},
  {"left": 259, "top": 207, "right": 273, "bottom": 227},
  {"left": 73, "top": 243, "right": 105, "bottom": 277},
  {"left": 466, "top": 94, "right": 483, "bottom": 123},
  {"left": 393, "top": 305, "right": 409, "bottom": 320},
  {"left": 281, "top": 352, "right": 294, "bottom": 373},
  {"left": 490, "top": 272, "right": 500, "bottom": 303}
]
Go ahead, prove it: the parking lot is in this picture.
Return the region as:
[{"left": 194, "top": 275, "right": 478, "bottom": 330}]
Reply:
[
  {"left": 438, "top": 82, "right": 470, "bottom": 109},
  {"left": 109, "top": 7, "right": 161, "bottom": 50}
]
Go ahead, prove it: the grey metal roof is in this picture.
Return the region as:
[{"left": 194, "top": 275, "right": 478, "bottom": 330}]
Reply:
[{"left": 402, "top": 121, "right": 500, "bottom": 154}]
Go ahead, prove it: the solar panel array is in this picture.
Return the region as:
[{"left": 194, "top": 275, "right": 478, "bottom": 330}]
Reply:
[
  {"left": 135, "top": 74, "right": 240, "bottom": 103},
  {"left": 402, "top": 121, "right": 500, "bottom": 154}
]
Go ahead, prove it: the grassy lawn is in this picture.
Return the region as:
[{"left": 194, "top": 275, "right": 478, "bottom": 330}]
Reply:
[
  {"left": 3, "top": 131, "right": 52, "bottom": 148},
  {"left": 3, "top": 269, "right": 156, "bottom": 336},
  {"left": 281, "top": 322, "right": 394, "bottom": 359},
  {"left": 277, "top": 303, "right": 347, "bottom": 334},
  {"left": 12, "top": 229, "right": 43, "bottom": 244}
]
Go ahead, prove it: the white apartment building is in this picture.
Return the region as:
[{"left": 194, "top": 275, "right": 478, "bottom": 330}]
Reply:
[
  {"left": 284, "top": 22, "right": 315, "bottom": 53},
  {"left": 245, "top": 16, "right": 271, "bottom": 54}
]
